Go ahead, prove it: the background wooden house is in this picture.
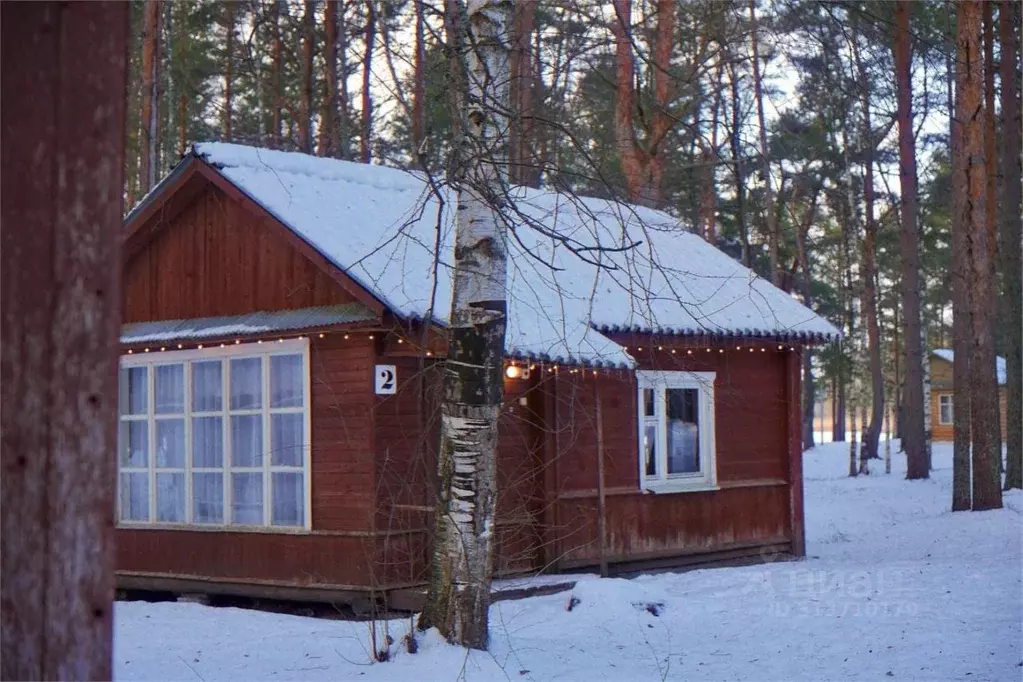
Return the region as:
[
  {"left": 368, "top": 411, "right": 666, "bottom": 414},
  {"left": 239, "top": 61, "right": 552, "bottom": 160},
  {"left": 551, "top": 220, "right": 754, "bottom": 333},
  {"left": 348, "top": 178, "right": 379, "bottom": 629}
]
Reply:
[
  {"left": 116, "top": 143, "right": 838, "bottom": 605},
  {"left": 930, "top": 349, "right": 1008, "bottom": 442}
]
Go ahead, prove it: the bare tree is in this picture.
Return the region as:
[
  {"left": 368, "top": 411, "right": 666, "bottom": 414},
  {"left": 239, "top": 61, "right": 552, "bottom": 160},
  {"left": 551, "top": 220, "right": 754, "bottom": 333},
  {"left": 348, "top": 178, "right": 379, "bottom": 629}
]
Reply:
[
  {"left": 893, "top": 0, "right": 927, "bottom": 480},
  {"left": 417, "top": 0, "right": 513, "bottom": 650},
  {"left": 1001, "top": 0, "right": 1023, "bottom": 490},
  {"left": 411, "top": 0, "right": 426, "bottom": 159}
]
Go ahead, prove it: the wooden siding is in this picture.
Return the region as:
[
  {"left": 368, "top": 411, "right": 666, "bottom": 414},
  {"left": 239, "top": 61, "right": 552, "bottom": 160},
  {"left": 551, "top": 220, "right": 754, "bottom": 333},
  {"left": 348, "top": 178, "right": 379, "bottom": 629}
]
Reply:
[
  {"left": 931, "top": 388, "right": 1008, "bottom": 442},
  {"left": 930, "top": 355, "right": 954, "bottom": 390},
  {"left": 123, "top": 184, "right": 357, "bottom": 322}
]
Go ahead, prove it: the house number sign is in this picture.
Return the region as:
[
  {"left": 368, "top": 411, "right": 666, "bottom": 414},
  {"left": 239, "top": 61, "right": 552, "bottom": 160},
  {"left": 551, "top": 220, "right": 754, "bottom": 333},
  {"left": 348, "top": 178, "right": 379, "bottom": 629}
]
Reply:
[{"left": 375, "top": 365, "right": 397, "bottom": 395}]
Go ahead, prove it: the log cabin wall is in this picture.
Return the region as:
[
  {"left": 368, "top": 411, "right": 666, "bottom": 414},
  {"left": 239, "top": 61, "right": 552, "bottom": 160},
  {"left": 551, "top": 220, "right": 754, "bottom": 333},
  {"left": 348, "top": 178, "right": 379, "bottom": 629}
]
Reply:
[
  {"left": 548, "top": 338, "right": 800, "bottom": 569},
  {"left": 123, "top": 183, "right": 358, "bottom": 323},
  {"left": 118, "top": 183, "right": 385, "bottom": 591}
]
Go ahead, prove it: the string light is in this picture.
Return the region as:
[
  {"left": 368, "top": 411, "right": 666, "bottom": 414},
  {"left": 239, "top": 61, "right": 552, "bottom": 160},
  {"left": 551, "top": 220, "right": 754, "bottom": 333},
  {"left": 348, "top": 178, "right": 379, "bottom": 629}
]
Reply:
[
  {"left": 706, "top": 348, "right": 711, "bottom": 353},
  {"left": 160, "top": 346, "right": 166, "bottom": 352},
  {"left": 426, "top": 350, "right": 433, "bottom": 356},
  {"left": 277, "top": 338, "right": 284, "bottom": 343},
  {"left": 671, "top": 349, "right": 676, "bottom": 354},
  {"left": 234, "top": 339, "right": 241, "bottom": 345},
  {"left": 197, "top": 344, "right": 203, "bottom": 349},
  {"left": 687, "top": 349, "right": 693, "bottom": 355},
  {"left": 369, "top": 334, "right": 375, "bottom": 340},
  {"left": 127, "top": 349, "right": 133, "bottom": 354},
  {"left": 257, "top": 340, "right": 263, "bottom": 344},
  {"left": 760, "top": 348, "right": 766, "bottom": 352},
  {"left": 658, "top": 345, "right": 664, "bottom": 351},
  {"left": 718, "top": 349, "right": 724, "bottom": 353},
  {"left": 144, "top": 348, "right": 150, "bottom": 353},
  {"left": 344, "top": 334, "right": 350, "bottom": 340},
  {"left": 398, "top": 338, "right": 404, "bottom": 344},
  {"left": 318, "top": 333, "right": 326, "bottom": 338},
  {"left": 177, "top": 343, "right": 183, "bottom": 349},
  {"left": 637, "top": 346, "right": 643, "bottom": 351}
]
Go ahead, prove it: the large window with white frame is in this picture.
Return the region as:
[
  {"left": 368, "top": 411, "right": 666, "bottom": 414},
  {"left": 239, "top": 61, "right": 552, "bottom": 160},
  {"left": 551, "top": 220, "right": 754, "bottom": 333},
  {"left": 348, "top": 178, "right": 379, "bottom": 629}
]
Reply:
[
  {"left": 938, "top": 394, "right": 953, "bottom": 425},
  {"left": 637, "top": 370, "right": 717, "bottom": 493},
  {"left": 118, "top": 339, "right": 311, "bottom": 530}
]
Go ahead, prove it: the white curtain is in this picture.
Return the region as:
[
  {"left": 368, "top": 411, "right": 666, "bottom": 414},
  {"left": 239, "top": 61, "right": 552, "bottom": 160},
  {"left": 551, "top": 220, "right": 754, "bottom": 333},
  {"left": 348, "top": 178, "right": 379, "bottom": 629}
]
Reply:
[
  {"left": 192, "top": 416, "right": 223, "bottom": 467},
  {"left": 230, "top": 357, "right": 262, "bottom": 410},
  {"left": 231, "top": 415, "right": 263, "bottom": 467},
  {"left": 192, "top": 360, "right": 222, "bottom": 412},
  {"left": 156, "top": 472, "right": 185, "bottom": 522},
  {"left": 271, "top": 413, "right": 303, "bottom": 467},
  {"left": 192, "top": 472, "right": 223, "bottom": 523},
  {"left": 272, "top": 472, "right": 303, "bottom": 526},
  {"left": 270, "top": 354, "right": 303, "bottom": 407},
  {"left": 231, "top": 472, "right": 263, "bottom": 524},
  {"left": 154, "top": 364, "right": 184, "bottom": 414},
  {"left": 120, "top": 472, "right": 148, "bottom": 521}
]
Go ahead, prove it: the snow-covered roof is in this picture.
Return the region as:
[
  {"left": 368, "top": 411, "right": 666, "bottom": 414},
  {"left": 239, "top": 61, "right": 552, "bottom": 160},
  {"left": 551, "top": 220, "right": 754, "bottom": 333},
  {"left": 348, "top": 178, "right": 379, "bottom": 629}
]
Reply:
[
  {"left": 932, "top": 349, "right": 1007, "bottom": 386},
  {"left": 173, "top": 142, "right": 837, "bottom": 367},
  {"left": 121, "top": 303, "right": 377, "bottom": 345}
]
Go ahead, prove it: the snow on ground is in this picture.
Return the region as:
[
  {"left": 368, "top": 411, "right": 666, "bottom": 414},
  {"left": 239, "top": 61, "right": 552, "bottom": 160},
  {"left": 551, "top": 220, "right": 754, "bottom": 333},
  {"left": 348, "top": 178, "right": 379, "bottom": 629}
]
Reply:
[{"left": 115, "top": 442, "right": 1022, "bottom": 681}]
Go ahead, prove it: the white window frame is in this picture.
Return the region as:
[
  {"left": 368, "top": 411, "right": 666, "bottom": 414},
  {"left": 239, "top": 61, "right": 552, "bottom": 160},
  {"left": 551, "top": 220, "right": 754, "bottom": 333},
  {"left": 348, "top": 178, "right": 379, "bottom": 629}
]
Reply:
[
  {"left": 938, "top": 394, "right": 953, "bottom": 425},
  {"left": 117, "top": 338, "right": 312, "bottom": 532},
  {"left": 636, "top": 370, "right": 718, "bottom": 494}
]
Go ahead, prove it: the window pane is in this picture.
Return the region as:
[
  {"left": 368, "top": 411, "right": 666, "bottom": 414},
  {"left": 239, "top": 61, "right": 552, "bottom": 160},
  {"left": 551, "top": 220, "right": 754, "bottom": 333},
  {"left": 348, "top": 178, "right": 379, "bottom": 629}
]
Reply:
[
  {"left": 644, "top": 420, "right": 657, "bottom": 477},
  {"left": 667, "top": 388, "right": 700, "bottom": 474},
  {"left": 193, "top": 472, "right": 223, "bottom": 523},
  {"left": 272, "top": 472, "right": 304, "bottom": 526},
  {"left": 119, "top": 366, "right": 147, "bottom": 415},
  {"left": 270, "top": 355, "right": 304, "bottom": 408},
  {"left": 120, "top": 421, "right": 148, "bottom": 467},
  {"left": 642, "top": 388, "right": 655, "bottom": 418},
  {"left": 230, "top": 357, "right": 262, "bottom": 410},
  {"left": 192, "top": 361, "right": 222, "bottom": 412},
  {"left": 119, "top": 472, "right": 149, "bottom": 521},
  {"left": 154, "top": 364, "right": 184, "bottom": 414},
  {"left": 155, "top": 419, "right": 185, "bottom": 468},
  {"left": 156, "top": 472, "right": 186, "bottom": 522},
  {"left": 231, "top": 415, "right": 263, "bottom": 467},
  {"left": 271, "top": 413, "right": 304, "bottom": 467},
  {"left": 192, "top": 416, "right": 223, "bottom": 467},
  {"left": 231, "top": 472, "right": 263, "bottom": 525}
]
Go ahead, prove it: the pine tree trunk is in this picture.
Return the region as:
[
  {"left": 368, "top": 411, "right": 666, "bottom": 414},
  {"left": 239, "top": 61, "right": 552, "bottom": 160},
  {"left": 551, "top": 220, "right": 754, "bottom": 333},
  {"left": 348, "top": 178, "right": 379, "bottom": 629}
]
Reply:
[
  {"left": 508, "top": 0, "right": 535, "bottom": 186},
  {"left": 319, "top": 0, "right": 339, "bottom": 156},
  {"left": 417, "top": 0, "right": 512, "bottom": 650},
  {"left": 299, "top": 0, "right": 315, "bottom": 154},
  {"left": 858, "top": 405, "right": 870, "bottom": 475},
  {"left": 223, "top": 1, "right": 235, "bottom": 141},
  {"left": 950, "top": 0, "right": 972, "bottom": 511},
  {"left": 729, "top": 63, "right": 751, "bottom": 268},
  {"left": 749, "top": 0, "right": 778, "bottom": 285},
  {"left": 853, "top": 31, "right": 884, "bottom": 464},
  {"left": 894, "top": 0, "right": 927, "bottom": 480},
  {"left": 271, "top": 1, "right": 282, "bottom": 149},
  {"left": 795, "top": 195, "right": 817, "bottom": 450},
  {"left": 1000, "top": 0, "right": 1023, "bottom": 490},
  {"left": 176, "top": 1, "right": 187, "bottom": 156},
  {"left": 956, "top": 0, "right": 1001, "bottom": 511},
  {"left": 982, "top": 3, "right": 1002, "bottom": 462},
  {"left": 700, "top": 60, "right": 723, "bottom": 245},
  {"left": 338, "top": 0, "right": 350, "bottom": 159},
  {"left": 360, "top": 0, "right": 375, "bottom": 163},
  {"left": 411, "top": 0, "right": 425, "bottom": 160},
  {"left": 849, "top": 406, "right": 858, "bottom": 477},
  {"left": 141, "top": 0, "right": 161, "bottom": 192}
]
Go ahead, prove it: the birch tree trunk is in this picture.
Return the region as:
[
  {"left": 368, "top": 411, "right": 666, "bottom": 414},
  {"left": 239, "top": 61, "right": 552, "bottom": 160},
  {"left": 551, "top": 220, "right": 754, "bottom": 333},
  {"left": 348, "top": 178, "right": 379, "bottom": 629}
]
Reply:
[
  {"left": 418, "top": 0, "right": 512, "bottom": 651},
  {"left": 893, "top": 0, "right": 928, "bottom": 480},
  {"left": 1000, "top": 0, "right": 1023, "bottom": 490}
]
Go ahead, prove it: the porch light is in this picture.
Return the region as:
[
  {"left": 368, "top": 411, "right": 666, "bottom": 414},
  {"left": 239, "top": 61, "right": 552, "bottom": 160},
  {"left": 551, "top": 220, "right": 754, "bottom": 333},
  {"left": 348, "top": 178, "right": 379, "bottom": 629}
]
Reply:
[{"left": 505, "top": 364, "right": 523, "bottom": 380}]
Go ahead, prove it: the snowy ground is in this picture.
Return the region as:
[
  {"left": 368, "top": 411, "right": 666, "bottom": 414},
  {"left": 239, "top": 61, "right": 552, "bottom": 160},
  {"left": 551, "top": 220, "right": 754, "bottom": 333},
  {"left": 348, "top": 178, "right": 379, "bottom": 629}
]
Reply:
[{"left": 115, "top": 442, "right": 1022, "bottom": 681}]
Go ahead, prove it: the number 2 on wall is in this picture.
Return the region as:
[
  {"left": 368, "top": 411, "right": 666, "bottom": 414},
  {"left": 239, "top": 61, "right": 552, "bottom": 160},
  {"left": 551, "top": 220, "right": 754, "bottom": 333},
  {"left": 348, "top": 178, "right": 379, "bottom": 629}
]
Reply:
[{"left": 375, "top": 365, "right": 397, "bottom": 395}]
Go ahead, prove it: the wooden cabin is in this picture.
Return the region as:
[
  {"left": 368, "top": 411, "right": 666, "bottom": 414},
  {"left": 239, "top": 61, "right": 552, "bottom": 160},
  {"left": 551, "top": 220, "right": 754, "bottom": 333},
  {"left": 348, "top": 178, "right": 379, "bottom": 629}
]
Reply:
[
  {"left": 116, "top": 143, "right": 838, "bottom": 605},
  {"left": 930, "top": 349, "right": 1008, "bottom": 442}
]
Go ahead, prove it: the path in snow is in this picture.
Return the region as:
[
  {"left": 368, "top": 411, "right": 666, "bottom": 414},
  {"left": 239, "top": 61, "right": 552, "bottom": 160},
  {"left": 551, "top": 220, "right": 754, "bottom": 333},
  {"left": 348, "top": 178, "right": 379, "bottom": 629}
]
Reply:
[{"left": 115, "top": 442, "right": 1022, "bottom": 681}]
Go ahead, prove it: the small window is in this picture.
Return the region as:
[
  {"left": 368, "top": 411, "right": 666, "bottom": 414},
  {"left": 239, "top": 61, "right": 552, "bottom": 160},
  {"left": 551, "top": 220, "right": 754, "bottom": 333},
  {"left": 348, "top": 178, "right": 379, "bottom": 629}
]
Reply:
[
  {"left": 637, "top": 371, "right": 717, "bottom": 493},
  {"left": 939, "top": 395, "right": 953, "bottom": 425}
]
